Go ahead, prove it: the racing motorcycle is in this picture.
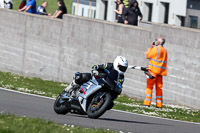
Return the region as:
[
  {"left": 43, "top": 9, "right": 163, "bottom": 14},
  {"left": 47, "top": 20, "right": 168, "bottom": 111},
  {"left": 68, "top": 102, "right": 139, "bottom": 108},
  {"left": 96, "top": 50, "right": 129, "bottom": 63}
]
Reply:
[{"left": 54, "top": 69, "right": 122, "bottom": 119}]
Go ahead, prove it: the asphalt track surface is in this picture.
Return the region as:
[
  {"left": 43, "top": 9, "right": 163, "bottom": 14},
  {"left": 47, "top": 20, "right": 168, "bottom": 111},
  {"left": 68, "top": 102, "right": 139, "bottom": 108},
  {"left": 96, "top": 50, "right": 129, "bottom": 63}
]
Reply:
[{"left": 0, "top": 88, "right": 200, "bottom": 133}]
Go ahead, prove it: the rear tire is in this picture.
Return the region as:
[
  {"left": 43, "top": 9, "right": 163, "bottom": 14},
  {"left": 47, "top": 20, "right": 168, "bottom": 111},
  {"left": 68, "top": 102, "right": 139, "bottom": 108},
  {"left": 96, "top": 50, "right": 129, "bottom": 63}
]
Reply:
[
  {"left": 87, "top": 92, "right": 112, "bottom": 119},
  {"left": 54, "top": 95, "right": 69, "bottom": 115}
]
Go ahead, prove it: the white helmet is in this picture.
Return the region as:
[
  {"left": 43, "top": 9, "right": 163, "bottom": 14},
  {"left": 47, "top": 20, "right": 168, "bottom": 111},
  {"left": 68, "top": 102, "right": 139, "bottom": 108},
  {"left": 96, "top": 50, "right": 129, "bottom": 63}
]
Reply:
[{"left": 113, "top": 56, "right": 128, "bottom": 74}]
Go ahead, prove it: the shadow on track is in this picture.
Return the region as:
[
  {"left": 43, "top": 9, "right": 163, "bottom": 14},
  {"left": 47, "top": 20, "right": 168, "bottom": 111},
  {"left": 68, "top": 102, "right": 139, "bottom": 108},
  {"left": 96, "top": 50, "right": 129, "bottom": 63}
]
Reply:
[
  {"left": 99, "top": 118, "right": 172, "bottom": 126},
  {"left": 71, "top": 114, "right": 172, "bottom": 126}
]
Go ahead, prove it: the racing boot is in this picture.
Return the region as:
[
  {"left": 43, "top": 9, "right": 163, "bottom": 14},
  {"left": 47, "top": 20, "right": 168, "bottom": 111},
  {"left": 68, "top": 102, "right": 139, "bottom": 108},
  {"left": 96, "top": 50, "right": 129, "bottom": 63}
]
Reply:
[{"left": 64, "top": 79, "right": 77, "bottom": 97}]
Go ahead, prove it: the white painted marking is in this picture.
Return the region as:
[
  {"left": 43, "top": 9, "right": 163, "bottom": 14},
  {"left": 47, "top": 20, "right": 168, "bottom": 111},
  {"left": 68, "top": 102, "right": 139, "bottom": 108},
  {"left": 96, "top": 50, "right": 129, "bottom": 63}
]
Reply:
[
  {"left": 0, "top": 87, "right": 200, "bottom": 125},
  {"left": 0, "top": 87, "right": 55, "bottom": 100},
  {"left": 111, "top": 109, "right": 200, "bottom": 125}
]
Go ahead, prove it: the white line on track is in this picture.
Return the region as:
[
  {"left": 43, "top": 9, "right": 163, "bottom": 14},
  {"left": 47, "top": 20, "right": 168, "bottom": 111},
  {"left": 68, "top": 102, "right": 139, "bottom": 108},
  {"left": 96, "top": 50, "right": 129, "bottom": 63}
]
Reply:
[
  {"left": 1, "top": 87, "right": 200, "bottom": 125},
  {"left": 0, "top": 87, "right": 55, "bottom": 100}
]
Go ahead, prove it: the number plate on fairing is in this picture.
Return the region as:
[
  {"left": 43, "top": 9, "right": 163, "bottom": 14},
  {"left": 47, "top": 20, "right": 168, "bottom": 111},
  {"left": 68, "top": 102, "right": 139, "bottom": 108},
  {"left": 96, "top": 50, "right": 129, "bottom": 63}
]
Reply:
[{"left": 80, "top": 79, "right": 98, "bottom": 94}]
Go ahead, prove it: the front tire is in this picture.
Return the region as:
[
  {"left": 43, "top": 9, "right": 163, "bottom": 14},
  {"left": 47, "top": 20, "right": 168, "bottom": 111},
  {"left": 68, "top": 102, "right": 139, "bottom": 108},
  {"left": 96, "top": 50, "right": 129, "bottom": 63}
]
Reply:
[
  {"left": 54, "top": 95, "right": 69, "bottom": 115},
  {"left": 87, "top": 92, "right": 112, "bottom": 119}
]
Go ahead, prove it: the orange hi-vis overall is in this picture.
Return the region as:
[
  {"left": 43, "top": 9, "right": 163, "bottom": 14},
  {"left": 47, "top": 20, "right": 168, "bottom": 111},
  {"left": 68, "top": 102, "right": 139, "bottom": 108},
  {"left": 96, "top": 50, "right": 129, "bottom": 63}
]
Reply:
[{"left": 144, "top": 46, "right": 167, "bottom": 108}]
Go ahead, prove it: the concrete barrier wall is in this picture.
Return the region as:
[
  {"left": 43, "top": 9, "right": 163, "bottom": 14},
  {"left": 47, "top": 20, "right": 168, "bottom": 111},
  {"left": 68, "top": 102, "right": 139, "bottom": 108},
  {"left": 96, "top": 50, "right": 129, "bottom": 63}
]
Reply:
[{"left": 0, "top": 9, "right": 200, "bottom": 109}]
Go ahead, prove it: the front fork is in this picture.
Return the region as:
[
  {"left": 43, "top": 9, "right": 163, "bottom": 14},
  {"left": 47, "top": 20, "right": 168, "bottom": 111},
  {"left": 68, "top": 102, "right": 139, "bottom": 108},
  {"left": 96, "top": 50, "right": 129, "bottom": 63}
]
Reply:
[{"left": 60, "top": 91, "right": 71, "bottom": 100}]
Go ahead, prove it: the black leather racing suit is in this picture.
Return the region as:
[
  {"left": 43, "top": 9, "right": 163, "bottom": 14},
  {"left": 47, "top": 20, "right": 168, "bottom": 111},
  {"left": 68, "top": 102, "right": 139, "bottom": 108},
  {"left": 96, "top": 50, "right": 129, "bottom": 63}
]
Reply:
[
  {"left": 93, "top": 62, "right": 125, "bottom": 110},
  {"left": 92, "top": 63, "right": 125, "bottom": 85}
]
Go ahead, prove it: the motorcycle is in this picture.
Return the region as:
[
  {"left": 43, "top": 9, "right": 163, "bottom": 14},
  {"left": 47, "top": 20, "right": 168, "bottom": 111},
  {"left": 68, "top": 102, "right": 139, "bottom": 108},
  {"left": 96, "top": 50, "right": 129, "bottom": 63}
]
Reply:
[{"left": 54, "top": 69, "right": 122, "bottom": 119}]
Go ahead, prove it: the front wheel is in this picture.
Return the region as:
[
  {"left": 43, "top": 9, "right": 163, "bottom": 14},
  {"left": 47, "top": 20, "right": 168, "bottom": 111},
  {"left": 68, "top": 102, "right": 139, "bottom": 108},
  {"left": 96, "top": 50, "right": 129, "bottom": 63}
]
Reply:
[
  {"left": 54, "top": 94, "right": 69, "bottom": 115},
  {"left": 87, "top": 92, "right": 112, "bottom": 119}
]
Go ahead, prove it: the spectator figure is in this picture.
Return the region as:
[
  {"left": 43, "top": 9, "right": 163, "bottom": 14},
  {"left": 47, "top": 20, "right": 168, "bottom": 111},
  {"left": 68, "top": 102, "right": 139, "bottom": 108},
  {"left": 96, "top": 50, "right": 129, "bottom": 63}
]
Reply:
[
  {"left": 143, "top": 37, "right": 168, "bottom": 108},
  {"left": 51, "top": 0, "right": 67, "bottom": 19},
  {"left": 4, "top": 0, "right": 13, "bottom": 9},
  {"left": 37, "top": 1, "right": 50, "bottom": 15},
  {"left": 123, "top": 0, "right": 143, "bottom": 26},
  {"left": 0, "top": 0, "right": 4, "bottom": 8},
  {"left": 18, "top": 0, "right": 26, "bottom": 10},
  {"left": 122, "top": 0, "right": 131, "bottom": 8},
  {"left": 114, "top": 0, "right": 124, "bottom": 23},
  {"left": 18, "top": 0, "right": 37, "bottom": 14},
  {"left": 122, "top": 0, "right": 131, "bottom": 12}
]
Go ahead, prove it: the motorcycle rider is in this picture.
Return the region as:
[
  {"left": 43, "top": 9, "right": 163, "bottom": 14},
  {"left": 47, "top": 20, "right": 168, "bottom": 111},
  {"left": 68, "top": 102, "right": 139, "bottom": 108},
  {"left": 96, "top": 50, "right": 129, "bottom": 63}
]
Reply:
[
  {"left": 92, "top": 56, "right": 128, "bottom": 86},
  {"left": 65, "top": 56, "right": 128, "bottom": 96}
]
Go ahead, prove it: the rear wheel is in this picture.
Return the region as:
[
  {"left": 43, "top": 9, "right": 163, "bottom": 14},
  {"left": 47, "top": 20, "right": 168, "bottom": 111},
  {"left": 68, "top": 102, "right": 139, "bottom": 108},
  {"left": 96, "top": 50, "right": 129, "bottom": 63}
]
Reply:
[
  {"left": 87, "top": 92, "right": 112, "bottom": 119},
  {"left": 54, "top": 92, "right": 69, "bottom": 115}
]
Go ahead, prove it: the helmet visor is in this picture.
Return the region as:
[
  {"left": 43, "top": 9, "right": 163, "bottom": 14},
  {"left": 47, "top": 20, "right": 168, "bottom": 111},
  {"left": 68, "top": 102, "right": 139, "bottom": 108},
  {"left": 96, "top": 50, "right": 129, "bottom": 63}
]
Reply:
[{"left": 118, "top": 65, "right": 127, "bottom": 72}]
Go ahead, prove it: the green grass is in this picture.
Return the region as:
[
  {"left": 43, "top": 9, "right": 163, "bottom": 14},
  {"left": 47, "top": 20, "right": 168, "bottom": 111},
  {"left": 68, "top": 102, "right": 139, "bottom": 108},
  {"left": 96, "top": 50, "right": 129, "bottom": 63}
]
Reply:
[
  {"left": 113, "top": 95, "right": 200, "bottom": 123},
  {"left": 0, "top": 114, "right": 116, "bottom": 133},
  {"left": 0, "top": 71, "right": 66, "bottom": 98},
  {"left": 0, "top": 71, "right": 200, "bottom": 123},
  {"left": 13, "top": 0, "right": 73, "bottom": 14}
]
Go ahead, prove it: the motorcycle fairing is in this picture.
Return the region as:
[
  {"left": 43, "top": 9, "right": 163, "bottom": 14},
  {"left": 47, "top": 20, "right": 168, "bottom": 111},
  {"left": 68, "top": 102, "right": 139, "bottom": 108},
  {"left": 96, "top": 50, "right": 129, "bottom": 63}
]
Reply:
[{"left": 78, "top": 79, "right": 102, "bottom": 112}]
